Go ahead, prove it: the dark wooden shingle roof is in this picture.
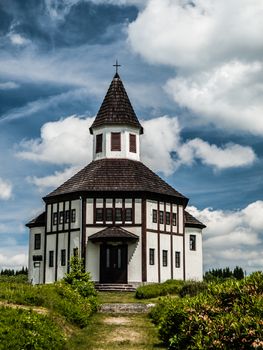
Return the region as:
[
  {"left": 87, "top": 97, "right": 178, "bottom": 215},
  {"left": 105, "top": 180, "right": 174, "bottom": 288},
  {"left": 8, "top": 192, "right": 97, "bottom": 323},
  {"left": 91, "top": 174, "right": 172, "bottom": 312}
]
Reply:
[
  {"left": 90, "top": 73, "right": 143, "bottom": 134},
  {"left": 44, "top": 158, "right": 188, "bottom": 203},
  {"left": 89, "top": 226, "right": 139, "bottom": 242},
  {"left": 26, "top": 212, "right": 45, "bottom": 228},
  {"left": 184, "top": 210, "right": 206, "bottom": 229}
]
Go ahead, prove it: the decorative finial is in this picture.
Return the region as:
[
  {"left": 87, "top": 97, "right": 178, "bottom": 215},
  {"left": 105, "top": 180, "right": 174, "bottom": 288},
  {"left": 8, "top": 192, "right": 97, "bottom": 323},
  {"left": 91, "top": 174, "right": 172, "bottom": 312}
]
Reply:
[{"left": 113, "top": 59, "right": 121, "bottom": 74}]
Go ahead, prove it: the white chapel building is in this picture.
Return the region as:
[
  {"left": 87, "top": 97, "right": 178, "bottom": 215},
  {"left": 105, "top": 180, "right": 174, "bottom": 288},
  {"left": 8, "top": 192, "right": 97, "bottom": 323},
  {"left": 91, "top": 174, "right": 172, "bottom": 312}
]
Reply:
[{"left": 27, "top": 71, "right": 205, "bottom": 285}]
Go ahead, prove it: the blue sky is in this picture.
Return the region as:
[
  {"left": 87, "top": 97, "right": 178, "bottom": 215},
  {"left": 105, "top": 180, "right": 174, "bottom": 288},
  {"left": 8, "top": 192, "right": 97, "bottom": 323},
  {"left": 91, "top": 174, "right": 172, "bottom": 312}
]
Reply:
[{"left": 0, "top": 0, "right": 262, "bottom": 274}]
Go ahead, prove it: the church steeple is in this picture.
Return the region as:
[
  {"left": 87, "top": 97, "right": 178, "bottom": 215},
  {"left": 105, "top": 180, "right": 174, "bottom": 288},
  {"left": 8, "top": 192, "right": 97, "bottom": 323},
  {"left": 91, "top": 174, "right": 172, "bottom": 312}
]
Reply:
[
  {"left": 90, "top": 73, "right": 143, "bottom": 134},
  {"left": 91, "top": 72, "right": 143, "bottom": 162}
]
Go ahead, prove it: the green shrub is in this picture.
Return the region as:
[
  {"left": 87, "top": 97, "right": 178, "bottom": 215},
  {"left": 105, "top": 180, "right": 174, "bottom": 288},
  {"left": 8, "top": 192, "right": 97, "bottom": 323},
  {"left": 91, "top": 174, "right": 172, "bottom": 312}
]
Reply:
[
  {"left": 0, "top": 281, "right": 98, "bottom": 328},
  {"left": 150, "top": 272, "right": 263, "bottom": 349},
  {"left": 0, "top": 282, "right": 45, "bottom": 306},
  {"left": 63, "top": 256, "right": 97, "bottom": 298},
  {"left": 0, "top": 274, "right": 28, "bottom": 283},
  {"left": 135, "top": 280, "right": 185, "bottom": 299},
  {"left": 179, "top": 281, "right": 208, "bottom": 297},
  {"left": 0, "top": 307, "right": 65, "bottom": 350},
  {"left": 53, "top": 282, "right": 97, "bottom": 327}
]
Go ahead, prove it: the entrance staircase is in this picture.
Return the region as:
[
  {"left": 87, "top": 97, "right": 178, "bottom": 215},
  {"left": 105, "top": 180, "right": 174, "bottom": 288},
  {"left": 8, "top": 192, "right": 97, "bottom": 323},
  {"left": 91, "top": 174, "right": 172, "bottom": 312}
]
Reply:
[{"left": 95, "top": 283, "right": 136, "bottom": 292}]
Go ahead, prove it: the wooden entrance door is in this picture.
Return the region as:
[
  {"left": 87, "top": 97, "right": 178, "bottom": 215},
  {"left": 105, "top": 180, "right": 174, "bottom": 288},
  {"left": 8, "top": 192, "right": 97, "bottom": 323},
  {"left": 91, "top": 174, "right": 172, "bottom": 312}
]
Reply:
[{"left": 100, "top": 244, "right": 127, "bottom": 283}]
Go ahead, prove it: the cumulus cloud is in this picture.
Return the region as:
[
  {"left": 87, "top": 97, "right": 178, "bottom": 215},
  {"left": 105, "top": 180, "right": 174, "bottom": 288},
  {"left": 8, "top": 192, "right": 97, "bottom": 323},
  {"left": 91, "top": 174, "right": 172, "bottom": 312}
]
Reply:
[
  {"left": 165, "top": 61, "right": 263, "bottom": 135},
  {"left": 142, "top": 116, "right": 256, "bottom": 174},
  {"left": 0, "top": 251, "right": 28, "bottom": 270},
  {"left": 128, "top": 0, "right": 263, "bottom": 69},
  {"left": 17, "top": 115, "right": 94, "bottom": 166},
  {"left": 17, "top": 115, "right": 256, "bottom": 190},
  {"left": 28, "top": 166, "right": 80, "bottom": 191},
  {"left": 178, "top": 138, "right": 256, "bottom": 170},
  {"left": 188, "top": 201, "right": 263, "bottom": 273},
  {"left": 128, "top": 0, "right": 263, "bottom": 135},
  {"left": 141, "top": 116, "right": 181, "bottom": 175},
  {"left": 0, "top": 178, "right": 12, "bottom": 200}
]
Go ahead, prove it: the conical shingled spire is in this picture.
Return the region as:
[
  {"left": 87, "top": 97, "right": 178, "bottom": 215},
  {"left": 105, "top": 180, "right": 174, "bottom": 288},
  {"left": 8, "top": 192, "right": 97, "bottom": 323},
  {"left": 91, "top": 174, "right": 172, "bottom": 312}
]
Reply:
[{"left": 90, "top": 73, "right": 143, "bottom": 134}]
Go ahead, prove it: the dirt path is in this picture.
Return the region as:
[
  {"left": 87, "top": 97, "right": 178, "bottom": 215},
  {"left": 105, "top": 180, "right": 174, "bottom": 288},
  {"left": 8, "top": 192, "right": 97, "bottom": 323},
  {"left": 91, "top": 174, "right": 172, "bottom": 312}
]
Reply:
[
  {"left": 0, "top": 300, "right": 48, "bottom": 315},
  {"left": 68, "top": 312, "right": 166, "bottom": 350}
]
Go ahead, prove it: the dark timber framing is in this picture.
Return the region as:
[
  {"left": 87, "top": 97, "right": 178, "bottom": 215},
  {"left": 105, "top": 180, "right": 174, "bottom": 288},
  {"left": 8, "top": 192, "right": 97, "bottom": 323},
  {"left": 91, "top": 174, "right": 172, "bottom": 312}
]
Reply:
[
  {"left": 81, "top": 196, "right": 86, "bottom": 267},
  {"left": 67, "top": 201, "right": 72, "bottom": 273},
  {"left": 43, "top": 204, "right": 48, "bottom": 283},
  {"left": 170, "top": 202, "right": 173, "bottom": 279},
  {"left": 182, "top": 205, "right": 186, "bottom": 280},
  {"left": 141, "top": 197, "right": 147, "bottom": 281},
  {"left": 157, "top": 201, "right": 161, "bottom": 283}
]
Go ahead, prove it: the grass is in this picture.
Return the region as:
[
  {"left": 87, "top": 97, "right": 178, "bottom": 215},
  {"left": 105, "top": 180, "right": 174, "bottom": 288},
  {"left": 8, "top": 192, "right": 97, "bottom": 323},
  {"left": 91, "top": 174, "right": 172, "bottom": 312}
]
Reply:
[
  {"left": 0, "top": 307, "right": 65, "bottom": 350},
  {"left": 97, "top": 291, "right": 162, "bottom": 304},
  {"left": 67, "top": 313, "right": 166, "bottom": 350}
]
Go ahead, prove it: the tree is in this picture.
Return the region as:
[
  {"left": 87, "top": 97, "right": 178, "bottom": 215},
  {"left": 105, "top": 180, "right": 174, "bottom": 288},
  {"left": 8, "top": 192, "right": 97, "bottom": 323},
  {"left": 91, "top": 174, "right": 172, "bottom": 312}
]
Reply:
[
  {"left": 233, "top": 266, "right": 244, "bottom": 280},
  {"left": 63, "top": 256, "right": 97, "bottom": 297}
]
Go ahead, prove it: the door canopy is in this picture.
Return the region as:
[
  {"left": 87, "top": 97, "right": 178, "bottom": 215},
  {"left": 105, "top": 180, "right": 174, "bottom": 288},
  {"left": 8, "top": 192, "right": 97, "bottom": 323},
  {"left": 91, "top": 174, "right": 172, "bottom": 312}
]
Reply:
[{"left": 89, "top": 226, "right": 139, "bottom": 243}]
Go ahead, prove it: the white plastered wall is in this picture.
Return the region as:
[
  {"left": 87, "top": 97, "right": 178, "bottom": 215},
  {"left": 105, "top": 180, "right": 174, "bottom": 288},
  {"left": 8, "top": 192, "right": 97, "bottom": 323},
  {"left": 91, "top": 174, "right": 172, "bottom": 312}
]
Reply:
[
  {"left": 126, "top": 226, "right": 142, "bottom": 283},
  {"left": 185, "top": 227, "right": 203, "bottom": 281},
  {"left": 57, "top": 232, "right": 68, "bottom": 281},
  {"left": 147, "top": 231, "right": 158, "bottom": 282},
  {"left": 146, "top": 200, "right": 157, "bottom": 231},
  {"left": 45, "top": 234, "right": 56, "bottom": 283},
  {"left": 86, "top": 198, "right": 94, "bottom": 224},
  {"left": 173, "top": 235, "right": 184, "bottom": 280},
  {"left": 28, "top": 226, "right": 45, "bottom": 284},
  {"left": 92, "top": 125, "right": 141, "bottom": 161},
  {"left": 86, "top": 226, "right": 101, "bottom": 282},
  {"left": 159, "top": 233, "right": 171, "bottom": 282}
]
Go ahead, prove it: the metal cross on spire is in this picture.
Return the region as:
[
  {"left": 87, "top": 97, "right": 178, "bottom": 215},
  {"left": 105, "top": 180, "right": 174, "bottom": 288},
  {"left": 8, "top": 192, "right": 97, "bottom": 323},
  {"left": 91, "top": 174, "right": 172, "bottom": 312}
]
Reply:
[{"left": 113, "top": 59, "right": 121, "bottom": 74}]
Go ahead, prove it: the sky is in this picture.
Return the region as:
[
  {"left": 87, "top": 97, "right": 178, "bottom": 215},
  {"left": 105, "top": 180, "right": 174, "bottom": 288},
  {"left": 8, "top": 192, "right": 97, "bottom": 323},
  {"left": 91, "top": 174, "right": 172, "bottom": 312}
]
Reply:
[{"left": 0, "top": 0, "right": 262, "bottom": 274}]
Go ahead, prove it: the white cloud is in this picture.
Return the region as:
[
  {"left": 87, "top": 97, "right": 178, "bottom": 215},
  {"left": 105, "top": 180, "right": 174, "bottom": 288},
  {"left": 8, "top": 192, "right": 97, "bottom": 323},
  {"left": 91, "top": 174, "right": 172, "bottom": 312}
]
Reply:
[
  {"left": 28, "top": 166, "right": 80, "bottom": 191},
  {"left": 17, "top": 115, "right": 94, "bottom": 166},
  {"left": 9, "top": 33, "right": 29, "bottom": 46},
  {"left": 128, "top": 0, "right": 263, "bottom": 135},
  {"left": 0, "top": 82, "right": 19, "bottom": 90},
  {"left": 142, "top": 117, "right": 256, "bottom": 174},
  {"left": 0, "top": 250, "right": 28, "bottom": 270},
  {"left": 141, "top": 116, "right": 181, "bottom": 175},
  {"left": 178, "top": 138, "right": 256, "bottom": 170},
  {"left": 128, "top": 0, "right": 263, "bottom": 69},
  {"left": 18, "top": 115, "right": 256, "bottom": 190},
  {"left": 165, "top": 61, "right": 263, "bottom": 135},
  {"left": 188, "top": 201, "right": 263, "bottom": 273},
  {"left": 0, "top": 178, "right": 12, "bottom": 200}
]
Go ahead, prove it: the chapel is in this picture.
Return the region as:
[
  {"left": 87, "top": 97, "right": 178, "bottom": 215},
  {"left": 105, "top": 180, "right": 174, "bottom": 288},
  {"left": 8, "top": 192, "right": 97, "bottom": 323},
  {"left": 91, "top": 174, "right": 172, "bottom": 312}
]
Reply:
[{"left": 27, "top": 70, "right": 205, "bottom": 286}]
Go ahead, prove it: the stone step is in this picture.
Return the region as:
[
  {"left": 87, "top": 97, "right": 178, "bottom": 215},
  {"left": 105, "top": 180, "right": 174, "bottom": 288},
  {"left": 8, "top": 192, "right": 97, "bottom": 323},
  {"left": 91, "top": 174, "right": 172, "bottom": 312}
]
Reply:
[
  {"left": 95, "top": 283, "right": 136, "bottom": 292},
  {"left": 99, "top": 303, "right": 156, "bottom": 313}
]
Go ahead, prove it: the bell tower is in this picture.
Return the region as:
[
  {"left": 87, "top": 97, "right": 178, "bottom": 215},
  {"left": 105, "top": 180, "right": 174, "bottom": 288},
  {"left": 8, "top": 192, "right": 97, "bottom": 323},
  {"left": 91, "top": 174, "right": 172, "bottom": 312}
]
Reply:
[{"left": 89, "top": 69, "right": 143, "bottom": 162}]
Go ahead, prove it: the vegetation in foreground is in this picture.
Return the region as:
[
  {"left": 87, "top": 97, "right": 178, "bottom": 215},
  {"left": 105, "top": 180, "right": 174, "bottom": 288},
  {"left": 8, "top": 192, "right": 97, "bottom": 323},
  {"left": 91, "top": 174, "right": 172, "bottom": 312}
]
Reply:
[
  {"left": 135, "top": 279, "right": 208, "bottom": 299},
  {"left": 0, "top": 257, "right": 98, "bottom": 349},
  {"left": 67, "top": 312, "right": 166, "bottom": 350},
  {"left": 150, "top": 272, "right": 263, "bottom": 349},
  {"left": 0, "top": 307, "right": 65, "bottom": 350}
]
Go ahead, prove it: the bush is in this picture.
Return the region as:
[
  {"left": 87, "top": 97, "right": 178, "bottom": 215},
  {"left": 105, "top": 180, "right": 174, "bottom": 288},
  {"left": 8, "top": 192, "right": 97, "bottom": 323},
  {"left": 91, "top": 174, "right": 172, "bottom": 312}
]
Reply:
[
  {"left": 150, "top": 272, "right": 263, "bottom": 349},
  {"left": 179, "top": 281, "right": 208, "bottom": 297},
  {"left": 0, "top": 281, "right": 98, "bottom": 328},
  {"left": 53, "top": 282, "right": 98, "bottom": 327},
  {"left": 0, "top": 274, "right": 28, "bottom": 283},
  {"left": 0, "top": 307, "right": 65, "bottom": 350},
  {"left": 135, "top": 280, "right": 185, "bottom": 299},
  {"left": 63, "top": 256, "right": 97, "bottom": 298}
]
